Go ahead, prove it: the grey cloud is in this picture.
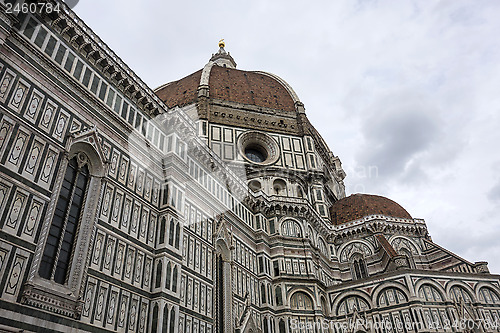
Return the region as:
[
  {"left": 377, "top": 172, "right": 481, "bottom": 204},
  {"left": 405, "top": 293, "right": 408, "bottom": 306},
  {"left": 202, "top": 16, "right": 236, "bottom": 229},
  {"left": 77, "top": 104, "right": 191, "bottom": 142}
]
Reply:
[
  {"left": 355, "top": 92, "right": 440, "bottom": 185},
  {"left": 487, "top": 181, "right": 500, "bottom": 202}
]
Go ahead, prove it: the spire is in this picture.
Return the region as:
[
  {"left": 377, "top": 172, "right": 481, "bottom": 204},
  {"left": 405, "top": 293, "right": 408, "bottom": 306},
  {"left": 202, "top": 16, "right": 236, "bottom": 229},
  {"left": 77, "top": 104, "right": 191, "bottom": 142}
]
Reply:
[{"left": 210, "top": 39, "right": 237, "bottom": 68}]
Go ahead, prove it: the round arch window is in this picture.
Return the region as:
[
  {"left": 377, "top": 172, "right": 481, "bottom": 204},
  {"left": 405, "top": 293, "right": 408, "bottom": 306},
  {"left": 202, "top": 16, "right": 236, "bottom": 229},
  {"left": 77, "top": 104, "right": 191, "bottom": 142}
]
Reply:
[
  {"left": 248, "top": 179, "right": 262, "bottom": 192},
  {"left": 238, "top": 131, "right": 280, "bottom": 165}
]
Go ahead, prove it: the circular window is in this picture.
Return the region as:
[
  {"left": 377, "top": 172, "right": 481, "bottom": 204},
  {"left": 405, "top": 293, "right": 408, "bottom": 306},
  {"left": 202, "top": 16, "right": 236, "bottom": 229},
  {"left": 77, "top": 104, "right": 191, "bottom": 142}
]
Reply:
[
  {"left": 238, "top": 131, "right": 280, "bottom": 165},
  {"left": 245, "top": 145, "right": 267, "bottom": 163}
]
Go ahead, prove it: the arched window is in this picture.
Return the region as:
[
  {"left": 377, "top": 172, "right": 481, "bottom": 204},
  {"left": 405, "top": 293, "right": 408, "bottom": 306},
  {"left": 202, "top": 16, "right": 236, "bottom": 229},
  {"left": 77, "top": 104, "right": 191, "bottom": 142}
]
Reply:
[
  {"left": 217, "top": 253, "right": 224, "bottom": 331},
  {"left": 268, "top": 284, "right": 273, "bottom": 305},
  {"left": 151, "top": 303, "right": 159, "bottom": 333},
  {"left": 273, "top": 179, "right": 287, "bottom": 196},
  {"left": 172, "top": 266, "right": 178, "bottom": 292},
  {"left": 318, "top": 237, "right": 328, "bottom": 257},
  {"left": 290, "top": 292, "right": 314, "bottom": 311},
  {"left": 39, "top": 155, "right": 90, "bottom": 284},
  {"left": 297, "top": 186, "right": 304, "bottom": 198},
  {"left": 168, "top": 219, "right": 175, "bottom": 246},
  {"left": 418, "top": 284, "right": 443, "bottom": 302},
  {"left": 261, "top": 284, "right": 266, "bottom": 305},
  {"left": 275, "top": 285, "right": 283, "bottom": 306},
  {"left": 479, "top": 287, "right": 500, "bottom": 304},
  {"left": 158, "top": 217, "right": 166, "bottom": 245},
  {"left": 174, "top": 223, "right": 180, "bottom": 249},
  {"left": 337, "top": 296, "right": 370, "bottom": 316},
  {"left": 279, "top": 319, "right": 286, "bottom": 333},
  {"left": 450, "top": 285, "right": 473, "bottom": 303},
  {"left": 351, "top": 254, "right": 368, "bottom": 280},
  {"left": 169, "top": 307, "right": 176, "bottom": 333},
  {"left": 281, "top": 219, "right": 302, "bottom": 238},
  {"left": 155, "top": 260, "right": 162, "bottom": 288},
  {"left": 163, "top": 305, "right": 169, "bottom": 333},
  {"left": 377, "top": 288, "right": 408, "bottom": 307},
  {"left": 263, "top": 317, "right": 269, "bottom": 333},
  {"left": 165, "top": 262, "right": 172, "bottom": 289}
]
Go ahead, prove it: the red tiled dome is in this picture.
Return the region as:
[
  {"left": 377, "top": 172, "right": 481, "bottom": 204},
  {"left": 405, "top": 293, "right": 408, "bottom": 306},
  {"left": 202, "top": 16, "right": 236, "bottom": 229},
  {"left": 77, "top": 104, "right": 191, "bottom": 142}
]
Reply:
[
  {"left": 155, "top": 66, "right": 296, "bottom": 112},
  {"left": 155, "top": 69, "right": 202, "bottom": 109},
  {"left": 329, "top": 194, "right": 412, "bottom": 225}
]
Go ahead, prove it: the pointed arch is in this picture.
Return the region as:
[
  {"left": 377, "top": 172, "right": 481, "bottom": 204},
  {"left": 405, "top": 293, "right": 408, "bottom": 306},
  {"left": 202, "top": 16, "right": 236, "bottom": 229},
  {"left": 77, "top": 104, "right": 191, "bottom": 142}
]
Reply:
[
  {"left": 215, "top": 236, "right": 233, "bottom": 332},
  {"left": 168, "top": 219, "right": 175, "bottom": 246},
  {"left": 275, "top": 285, "right": 283, "bottom": 306},
  {"left": 165, "top": 261, "right": 172, "bottom": 289},
  {"left": 172, "top": 265, "right": 178, "bottom": 292},
  {"left": 158, "top": 217, "right": 166, "bottom": 245},
  {"left": 350, "top": 253, "right": 368, "bottom": 280},
  {"left": 279, "top": 318, "right": 286, "bottom": 333},
  {"left": 174, "top": 222, "right": 180, "bottom": 249},
  {"left": 169, "top": 307, "right": 176, "bottom": 333},
  {"left": 27, "top": 132, "right": 107, "bottom": 317},
  {"left": 162, "top": 304, "right": 169, "bottom": 333},
  {"left": 151, "top": 303, "right": 159, "bottom": 333},
  {"left": 155, "top": 260, "right": 162, "bottom": 289}
]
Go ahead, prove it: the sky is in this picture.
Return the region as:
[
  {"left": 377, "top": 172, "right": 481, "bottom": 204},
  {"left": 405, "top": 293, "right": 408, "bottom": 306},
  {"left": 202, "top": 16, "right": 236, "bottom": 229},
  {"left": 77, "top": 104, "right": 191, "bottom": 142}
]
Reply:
[{"left": 74, "top": 0, "right": 500, "bottom": 273}]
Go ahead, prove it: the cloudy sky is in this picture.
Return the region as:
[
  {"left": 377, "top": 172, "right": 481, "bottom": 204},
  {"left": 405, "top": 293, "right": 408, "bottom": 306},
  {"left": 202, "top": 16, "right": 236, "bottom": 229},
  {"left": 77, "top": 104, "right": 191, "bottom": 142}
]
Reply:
[{"left": 74, "top": 0, "right": 500, "bottom": 273}]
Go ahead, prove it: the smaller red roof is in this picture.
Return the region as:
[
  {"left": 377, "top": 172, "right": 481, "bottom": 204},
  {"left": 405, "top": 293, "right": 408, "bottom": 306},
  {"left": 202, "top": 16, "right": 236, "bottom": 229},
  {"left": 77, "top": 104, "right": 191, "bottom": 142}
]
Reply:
[{"left": 330, "top": 194, "right": 412, "bottom": 225}]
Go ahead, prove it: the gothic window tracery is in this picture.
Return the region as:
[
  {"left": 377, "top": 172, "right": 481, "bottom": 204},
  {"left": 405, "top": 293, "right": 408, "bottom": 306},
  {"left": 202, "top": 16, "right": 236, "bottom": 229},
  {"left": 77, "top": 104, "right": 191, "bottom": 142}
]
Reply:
[
  {"left": 450, "top": 285, "right": 473, "bottom": 303},
  {"left": 290, "top": 292, "right": 314, "bottom": 311},
  {"left": 377, "top": 288, "right": 408, "bottom": 307},
  {"left": 280, "top": 219, "right": 302, "bottom": 238},
  {"left": 418, "top": 284, "right": 444, "bottom": 302},
  {"left": 478, "top": 287, "right": 500, "bottom": 304},
  {"left": 337, "top": 295, "right": 370, "bottom": 316},
  {"left": 39, "top": 154, "right": 90, "bottom": 284},
  {"left": 391, "top": 237, "right": 419, "bottom": 255},
  {"left": 340, "top": 242, "right": 372, "bottom": 263},
  {"left": 351, "top": 254, "right": 368, "bottom": 280}
]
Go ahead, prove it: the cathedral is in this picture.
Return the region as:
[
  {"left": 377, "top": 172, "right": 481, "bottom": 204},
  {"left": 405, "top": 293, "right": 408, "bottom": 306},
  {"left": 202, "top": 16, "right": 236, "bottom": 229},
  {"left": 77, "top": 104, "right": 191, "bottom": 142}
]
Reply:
[{"left": 0, "top": 1, "right": 499, "bottom": 332}]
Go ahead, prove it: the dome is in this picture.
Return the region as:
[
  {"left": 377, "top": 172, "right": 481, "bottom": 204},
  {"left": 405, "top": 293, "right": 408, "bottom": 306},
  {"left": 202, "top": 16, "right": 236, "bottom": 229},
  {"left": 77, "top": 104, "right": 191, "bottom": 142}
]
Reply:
[
  {"left": 154, "top": 45, "right": 300, "bottom": 113},
  {"left": 156, "top": 66, "right": 298, "bottom": 112},
  {"left": 329, "top": 194, "right": 412, "bottom": 225}
]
